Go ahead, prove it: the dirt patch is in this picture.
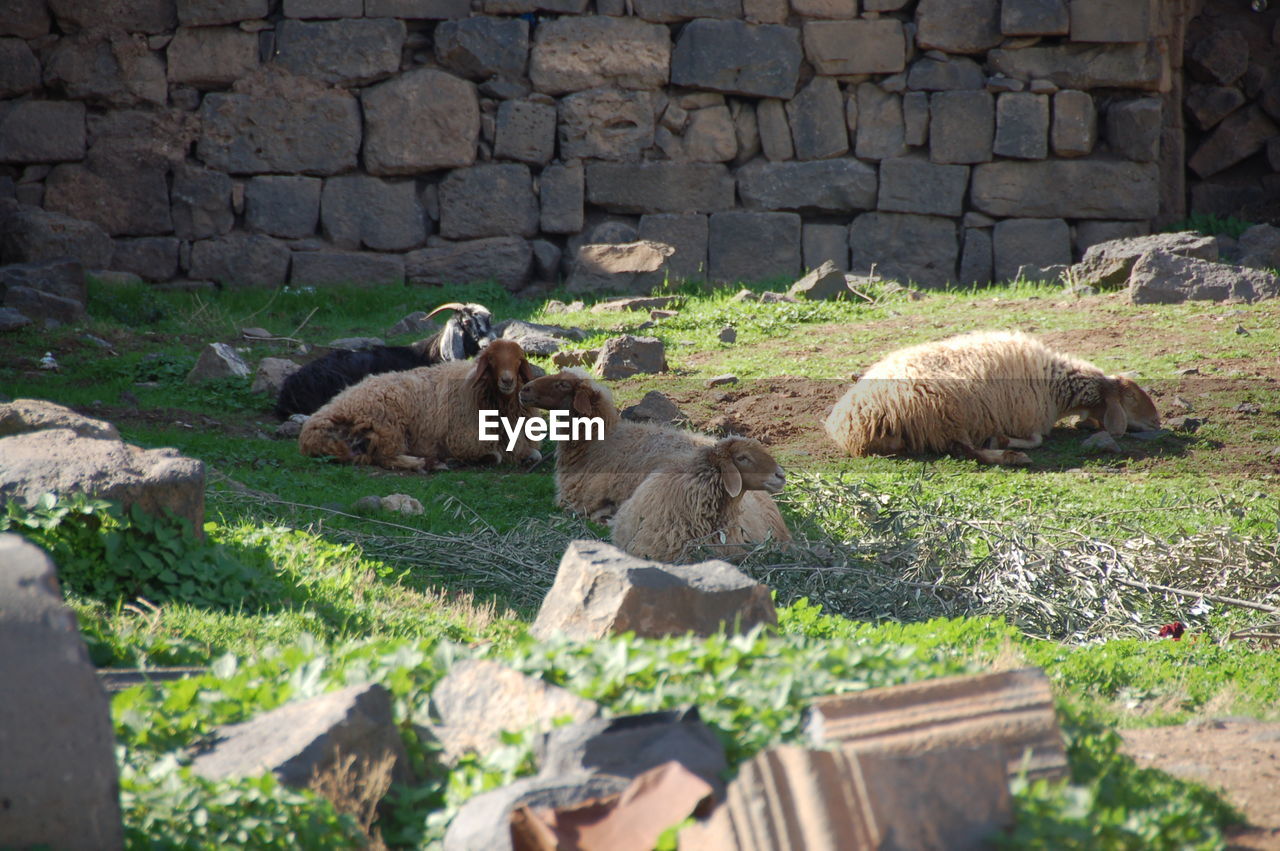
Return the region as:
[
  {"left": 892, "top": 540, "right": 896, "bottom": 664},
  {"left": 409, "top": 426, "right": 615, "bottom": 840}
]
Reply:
[{"left": 1121, "top": 719, "right": 1280, "bottom": 850}]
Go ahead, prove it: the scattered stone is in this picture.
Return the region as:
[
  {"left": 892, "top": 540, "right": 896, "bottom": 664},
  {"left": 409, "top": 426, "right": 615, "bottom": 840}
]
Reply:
[
  {"left": 1171, "top": 395, "right": 1195, "bottom": 411},
  {"left": 1163, "top": 416, "right": 1202, "bottom": 433},
  {"left": 706, "top": 374, "right": 738, "bottom": 387},
  {"left": 1174, "top": 367, "right": 1200, "bottom": 377},
  {"left": 250, "top": 358, "right": 300, "bottom": 396},
  {"left": 788, "top": 260, "right": 848, "bottom": 300},
  {"left": 1128, "top": 251, "right": 1280, "bottom": 305},
  {"left": 621, "top": 391, "right": 687, "bottom": 425},
  {"left": 187, "top": 343, "right": 252, "bottom": 382},
  {"left": 381, "top": 493, "right": 424, "bottom": 515},
  {"left": 718, "top": 325, "right": 737, "bottom": 343},
  {"left": 544, "top": 299, "right": 585, "bottom": 314},
  {"left": 531, "top": 540, "right": 777, "bottom": 640},
  {"left": 593, "top": 335, "right": 667, "bottom": 379},
  {"left": 352, "top": 494, "right": 383, "bottom": 513},
  {"left": 589, "top": 295, "right": 679, "bottom": 313},
  {"left": 1236, "top": 324, "right": 1250, "bottom": 336},
  {"left": 551, "top": 348, "right": 599, "bottom": 368},
  {"left": 1067, "top": 231, "right": 1220, "bottom": 288},
  {"left": 1082, "top": 431, "right": 1122, "bottom": 453},
  {"left": 0, "top": 534, "right": 125, "bottom": 851},
  {"left": 328, "top": 337, "right": 384, "bottom": 351},
  {"left": 730, "top": 289, "right": 757, "bottom": 303},
  {"left": 759, "top": 290, "right": 800, "bottom": 303},
  {"left": 1235, "top": 401, "right": 1262, "bottom": 415}
]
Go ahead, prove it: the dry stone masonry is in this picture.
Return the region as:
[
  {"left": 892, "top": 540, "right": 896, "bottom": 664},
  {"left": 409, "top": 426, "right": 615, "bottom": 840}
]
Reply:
[{"left": 0, "top": 0, "right": 1270, "bottom": 293}]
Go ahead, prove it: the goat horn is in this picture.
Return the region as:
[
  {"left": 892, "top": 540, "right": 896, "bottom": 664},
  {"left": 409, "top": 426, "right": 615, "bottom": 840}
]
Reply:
[{"left": 424, "top": 302, "right": 468, "bottom": 320}]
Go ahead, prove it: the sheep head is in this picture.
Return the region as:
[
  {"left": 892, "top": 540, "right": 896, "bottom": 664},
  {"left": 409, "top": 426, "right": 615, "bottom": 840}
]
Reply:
[
  {"left": 519, "top": 369, "right": 611, "bottom": 418},
  {"left": 709, "top": 436, "right": 785, "bottom": 498},
  {"left": 1092, "top": 376, "right": 1161, "bottom": 435},
  {"left": 469, "top": 339, "right": 532, "bottom": 398}
]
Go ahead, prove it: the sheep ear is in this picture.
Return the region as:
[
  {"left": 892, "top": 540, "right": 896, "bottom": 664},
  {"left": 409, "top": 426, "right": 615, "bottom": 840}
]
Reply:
[
  {"left": 719, "top": 456, "right": 743, "bottom": 498},
  {"left": 518, "top": 358, "right": 535, "bottom": 385},
  {"left": 1102, "top": 380, "right": 1126, "bottom": 435},
  {"left": 467, "top": 351, "right": 490, "bottom": 388},
  {"left": 572, "top": 384, "right": 596, "bottom": 417}
]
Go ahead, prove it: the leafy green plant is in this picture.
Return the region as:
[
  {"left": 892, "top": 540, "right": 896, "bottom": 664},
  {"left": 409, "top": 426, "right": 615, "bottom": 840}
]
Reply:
[{"left": 1169, "top": 213, "right": 1255, "bottom": 240}]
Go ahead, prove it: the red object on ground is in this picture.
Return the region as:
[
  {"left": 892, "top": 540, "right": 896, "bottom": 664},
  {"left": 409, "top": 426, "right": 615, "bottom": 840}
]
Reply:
[{"left": 1158, "top": 621, "right": 1186, "bottom": 640}]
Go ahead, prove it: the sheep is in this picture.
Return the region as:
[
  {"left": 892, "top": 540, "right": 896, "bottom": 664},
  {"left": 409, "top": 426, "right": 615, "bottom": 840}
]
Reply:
[
  {"left": 274, "top": 302, "right": 495, "bottom": 419},
  {"left": 611, "top": 436, "right": 787, "bottom": 564},
  {"left": 518, "top": 369, "right": 791, "bottom": 550},
  {"left": 298, "top": 338, "right": 542, "bottom": 472},
  {"left": 823, "top": 330, "right": 1161, "bottom": 466}
]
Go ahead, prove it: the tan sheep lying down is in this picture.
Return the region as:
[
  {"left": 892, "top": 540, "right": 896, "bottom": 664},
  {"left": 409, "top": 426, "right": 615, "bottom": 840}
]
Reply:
[
  {"left": 519, "top": 369, "right": 791, "bottom": 555},
  {"left": 824, "top": 330, "right": 1160, "bottom": 466},
  {"left": 612, "top": 436, "right": 787, "bottom": 564},
  {"left": 298, "top": 338, "right": 542, "bottom": 472}
]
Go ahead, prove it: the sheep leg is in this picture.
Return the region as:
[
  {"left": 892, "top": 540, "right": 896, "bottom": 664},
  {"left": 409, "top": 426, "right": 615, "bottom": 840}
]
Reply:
[
  {"left": 987, "top": 433, "right": 1043, "bottom": 450},
  {"left": 951, "top": 441, "right": 1032, "bottom": 467}
]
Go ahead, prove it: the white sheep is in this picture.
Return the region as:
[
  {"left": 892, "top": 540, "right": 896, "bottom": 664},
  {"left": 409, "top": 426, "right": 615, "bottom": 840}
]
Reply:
[
  {"left": 298, "top": 338, "right": 542, "bottom": 471},
  {"left": 824, "top": 330, "right": 1161, "bottom": 466},
  {"left": 518, "top": 369, "right": 791, "bottom": 549},
  {"left": 611, "top": 436, "right": 787, "bottom": 564}
]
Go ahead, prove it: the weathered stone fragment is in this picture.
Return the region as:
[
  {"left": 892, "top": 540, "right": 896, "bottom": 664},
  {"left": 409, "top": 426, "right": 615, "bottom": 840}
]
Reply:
[
  {"left": 566, "top": 241, "right": 674, "bottom": 293},
  {"left": 638, "top": 213, "right": 708, "bottom": 282},
  {"left": 189, "top": 233, "right": 291, "bottom": 287},
  {"left": 916, "top": 0, "right": 1002, "bottom": 54},
  {"left": 854, "top": 84, "right": 906, "bottom": 161},
  {"left": 171, "top": 163, "right": 233, "bottom": 241},
  {"left": 540, "top": 161, "right": 584, "bottom": 234},
  {"left": 803, "top": 223, "right": 848, "bottom": 271},
  {"left": 593, "top": 335, "right": 667, "bottom": 378},
  {"left": 166, "top": 26, "right": 258, "bottom": 88},
  {"left": 786, "top": 76, "right": 848, "bottom": 160},
  {"left": 907, "top": 54, "right": 984, "bottom": 91},
  {"left": 1186, "top": 29, "right": 1248, "bottom": 87},
  {"left": 492, "top": 100, "right": 555, "bottom": 166},
  {"left": 0, "top": 207, "right": 113, "bottom": 268},
  {"left": 559, "top": 88, "right": 655, "bottom": 161},
  {"left": 680, "top": 104, "right": 737, "bottom": 162},
  {"left": 671, "top": 20, "right": 801, "bottom": 99},
  {"left": 434, "top": 16, "right": 528, "bottom": 80},
  {"left": 757, "top": 99, "right": 794, "bottom": 160},
  {"left": 177, "top": 0, "right": 269, "bottom": 26},
  {"left": 1001, "top": 0, "right": 1068, "bottom": 35},
  {"left": 959, "top": 227, "right": 993, "bottom": 285},
  {"left": 708, "top": 210, "right": 800, "bottom": 284},
  {"left": 1051, "top": 89, "right": 1096, "bottom": 157},
  {"left": 988, "top": 43, "right": 1165, "bottom": 91},
  {"left": 970, "top": 160, "right": 1159, "bottom": 219},
  {"left": 274, "top": 18, "right": 404, "bottom": 87},
  {"left": 111, "top": 237, "right": 179, "bottom": 281},
  {"left": 43, "top": 31, "right": 167, "bottom": 107},
  {"left": 622, "top": 390, "right": 689, "bottom": 424},
  {"left": 200, "top": 84, "right": 360, "bottom": 175},
  {"left": 187, "top": 342, "right": 251, "bottom": 382},
  {"left": 321, "top": 175, "right": 426, "bottom": 251},
  {"left": 877, "top": 155, "right": 968, "bottom": 217},
  {"left": 531, "top": 540, "right": 775, "bottom": 639},
  {"left": 1105, "top": 98, "right": 1160, "bottom": 162},
  {"left": 586, "top": 162, "right": 735, "bottom": 214},
  {"left": 530, "top": 17, "right": 670, "bottom": 95},
  {"left": 0, "top": 38, "right": 41, "bottom": 99},
  {"left": 250, "top": 358, "right": 300, "bottom": 397},
  {"left": 1183, "top": 84, "right": 1246, "bottom": 131},
  {"left": 0, "top": 101, "right": 85, "bottom": 163},
  {"left": 1068, "top": 0, "right": 1150, "bottom": 43},
  {"left": 992, "top": 218, "right": 1070, "bottom": 282},
  {"left": 245, "top": 176, "right": 321, "bottom": 239},
  {"left": 0, "top": 399, "right": 116, "bottom": 440},
  {"left": 930, "top": 90, "right": 994, "bottom": 164},
  {"left": 1129, "top": 250, "right": 1280, "bottom": 304},
  {"left": 3, "top": 284, "right": 86, "bottom": 325},
  {"left": 903, "top": 92, "right": 929, "bottom": 146},
  {"left": 1067, "top": 231, "right": 1219, "bottom": 288},
  {"left": 849, "top": 212, "right": 957, "bottom": 287},
  {"left": 291, "top": 250, "right": 406, "bottom": 287},
  {"left": 803, "top": 19, "right": 905, "bottom": 76},
  {"left": 1187, "top": 106, "right": 1278, "bottom": 179},
  {"left": 788, "top": 260, "right": 846, "bottom": 300},
  {"left": 439, "top": 164, "right": 538, "bottom": 240},
  {"left": 993, "top": 92, "right": 1048, "bottom": 160},
  {"left": 362, "top": 69, "right": 478, "bottom": 175},
  {"left": 405, "top": 236, "right": 532, "bottom": 290}
]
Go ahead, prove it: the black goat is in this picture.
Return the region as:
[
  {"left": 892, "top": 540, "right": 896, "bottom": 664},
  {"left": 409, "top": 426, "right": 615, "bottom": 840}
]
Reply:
[{"left": 273, "top": 302, "right": 494, "bottom": 419}]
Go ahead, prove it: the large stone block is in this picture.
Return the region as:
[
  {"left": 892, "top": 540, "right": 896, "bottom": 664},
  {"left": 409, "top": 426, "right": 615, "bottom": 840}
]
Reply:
[
  {"left": 970, "top": 159, "right": 1159, "bottom": 218},
  {"left": 903, "top": 91, "right": 929, "bottom": 146},
  {"left": 757, "top": 98, "right": 794, "bottom": 160},
  {"left": 291, "top": 251, "right": 406, "bottom": 287},
  {"left": 992, "top": 217, "right": 1070, "bottom": 282},
  {"left": 189, "top": 233, "right": 291, "bottom": 287},
  {"left": 493, "top": 100, "right": 556, "bottom": 165},
  {"left": 320, "top": 175, "right": 427, "bottom": 251},
  {"left": 638, "top": 213, "right": 708, "bottom": 282},
  {"left": 540, "top": 161, "right": 584, "bottom": 234},
  {"left": 586, "top": 161, "right": 735, "bottom": 214},
  {"left": 48, "top": 0, "right": 174, "bottom": 33},
  {"left": 559, "top": 88, "right": 655, "bottom": 161},
  {"left": 1001, "top": 0, "right": 1068, "bottom": 36},
  {"left": 199, "top": 83, "right": 360, "bottom": 175},
  {"left": 405, "top": 236, "right": 532, "bottom": 290},
  {"left": 366, "top": 0, "right": 471, "bottom": 17},
  {"left": 1105, "top": 97, "right": 1161, "bottom": 162},
  {"left": 4, "top": 285, "right": 85, "bottom": 325},
  {"left": 0, "top": 206, "right": 113, "bottom": 268},
  {"left": 484, "top": 0, "right": 587, "bottom": 12},
  {"left": 1183, "top": 84, "right": 1245, "bottom": 131},
  {"left": 171, "top": 163, "right": 233, "bottom": 240},
  {"left": 916, "top": 0, "right": 1002, "bottom": 54},
  {"left": 0, "top": 38, "right": 41, "bottom": 99},
  {"left": 361, "top": 69, "right": 478, "bottom": 175},
  {"left": 803, "top": 19, "right": 905, "bottom": 76},
  {"left": 439, "top": 164, "right": 538, "bottom": 240},
  {"left": 1051, "top": 89, "right": 1096, "bottom": 157},
  {"left": 959, "top": 226, "right": 993, "bottom": 285},
  {"left": 1068, "top": 0, "right": 1151, "bottom": 43},
  {"left": 633, "top": 0, "right": 740, "bottom": 22},
  {"left": 929, "top": 90, "right": 994, "bottom": 164},
  {"left": 274, "top": 18, "right": 404, "bottom": 87},
  {"left": 43, "top": 31, "right": 167, "bottom": 107},
  {"left": 988, "top": 42, "right": 1165, "bottom": 91},
  {"left": 245, "top": 175, "right": 322, "bottom": 239},
  {"left": 177, "top": 0, "right": 269, "bottom": 25},
  {"left": 906, "top": 54, "right": 984, "bottom": 91},
  {"left": 708, "top": 210, "right": 801, "bottom": 284},
  {"left": 786, "top": 76, "right": 848, "bottom": 161},
  {"left": 0, "top": 535, "right": 124, "bottom": 851},
  {"left": 680, "top": 104, "right": 738, "bottom": 162},
  {"left": 529, "top": 17, "right": 670, "bottom": 95},
  {"left": 993, "top": 92, "right": 1049, "bottom": 160},
  {"left": 45, "top": 159, "right": 173, "bottom": 237},
  {"left": 434, "top": 16, "right": 528, "bottom": 81},
  {"left": 166, "top": 26, "right": 258, "bottom": 88},
  {"left": 849, "top": 212, "right": 958, "bottom": 287},
  {"left": 854, "top": 83, "right": 906, "bottom": 161},
  {"left": 110, "top": 237, "right": 179, "bottom": 281},
  {"left": 738, "top": 158, "right": 877, "bottom": 213},
  {"left": 0, "top": 0, "right": 51, "bottom": 38},
  {"left": 671, "top": 20, "right": 801, "bottom": 99},
  {"left": 0, "top": 101, "right": 85, "bottom": 164},
  {"left": 282, "top": 0, "right": 363, "bottom": 16},
  {"left": 877, "top": 155, "right": 968, "bottom": 217},
  {"left": 1186, "top": 29, "right": 1248, "bottom": 87}
]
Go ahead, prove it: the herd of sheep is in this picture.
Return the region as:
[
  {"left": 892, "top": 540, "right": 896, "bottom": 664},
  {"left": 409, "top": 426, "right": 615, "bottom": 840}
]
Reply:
[{"left": 286, "top": 303, "right": 1162, "bottom": 564}]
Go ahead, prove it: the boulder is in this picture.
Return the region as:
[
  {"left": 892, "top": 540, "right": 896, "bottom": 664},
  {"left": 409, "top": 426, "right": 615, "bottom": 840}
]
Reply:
[
  {"left": 4, "top": 285, "right": 87, "bottom": 325},
  {"left": 621, "top": 390, "right": 687, "bottom": 425},
  {"left": 593, "top": 336, "right": 667, "bottom": 379},
  {"left": 187, "top": 342, "right": 252, "bottom": 382},
  {"left": 788, "top": 260, "right": 847, "bottom": 300},
  {"left": 0, "top": 398, "right": 118, "bottom": 440},
  {"left": 1067, "top": 231, "right": 1219, "bottom": 288},
  {"left": 531, "top": 540, "right": 776, "bottom": 640},
  {"left": 1128, "top": 251, "right": 1280, "bottom": 305},
  {"left": 566, "top": 241, "right": 674, "bottom": 294},
  {"left": 0, "top": 535, "right": 125, "bottom": 851},
  {"left": 250, "top": 358, "right": 300, "bottom": 396}
]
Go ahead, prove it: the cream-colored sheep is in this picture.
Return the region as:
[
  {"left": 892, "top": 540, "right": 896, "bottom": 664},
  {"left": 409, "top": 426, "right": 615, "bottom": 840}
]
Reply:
[
  {"left": 824, "top": 330, "right": 1160, "bottom": 466},
  {"left": 611, "top": 436, "right": 787, "bottom": 564},
  {"left": 298, "top": 339, "right": 542, "bottom": 472},
  {"left": 518, "top": 370, "right": 791, "bottom": 549}
]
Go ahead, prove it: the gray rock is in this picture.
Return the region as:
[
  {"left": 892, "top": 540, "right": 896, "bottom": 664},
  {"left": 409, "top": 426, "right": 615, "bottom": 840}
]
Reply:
[
  {"left": 166, "top": 25, "right": 258, "bottom": 88},
  {"left": 361, "top": 69, "right": 478, "bottom": 176},
  {"left": 634, "top": 0, "right": 738, "bottom": 20},
  {"left": 786, "top": 76, "right": 848, "bottom": 161},
  {"left": 531, "top": 540, "right": 777, "bottom": 640},
  {"left": 621, "top": 390, "right": 688, "bottom": 425},
  {"left": 970, "top": 159, "right": 1159, "bottom": 219},
  {"left": 1082, "top": 430, "right": 1121, "bottom": 453},
  {"left": 405, "top": 236, "right": 532, "bottom": 290},
  {"left": 42, "top": 31, "right": 167, "bottom": 108},
  {"left": 188, "top": 342, "right": 251, "bottom": 382},
  {"left": 756, "top": 98, "right": 793, "bottom": 161},
  {"left": 916, "top": 0, "right": 1002, "bottom": 54},
  {"left": 1184, "top": 84, "right": 1246, "bottom": 132},
  {"left": 718, "top": 325, "right": 737, "bottom": 342},
  {"left": 0, "top": 100, "right": 85, "bottom": 165},
  {"left": 988, "top": 42, "right": 1164, "bottom": 91},
  {"left": 250, "top": 358, "right": 300, "bottom": 396},
  {"left": 0, "top": 37, "right": 41, "bottom": 99},
  {"left": 273, "top": 18, "right": 404, "bottom": 87},
  {"left": 189, "top": 234, "right": 291, "bottom": 288},
  {"left": 559, "top": 88, "right": 656, "bottom": 161},
  {"left": 802, "top": 19, "right": 906, "bottom": 76},
  {"left": 171, "top": 163, "right": 233, "bottom": 241},
  {"left": 245, "top": 176, "right": 322, "bottom": 240},
  {"left": 531, "top": 239, "right": 561, "bottom": 282},
  {"left": 529, "top": 17, "right": 670, "bottom": 95},
  {"left": 1105, "top": 98, "right": 1161, "bottom": 163},
  {"left": 593, "top": 335, "right": 667, "bottom": 379},
  {"left": 0, "top": 307, "right": 32, "bottom": 330},
  {"left": 1188, "top": 106, "right": 1279, "bottom": 180},
  {"left": 1186, "top": 28, "right": 1248, "bottom": 87},
  {"left": 291, "top": 251, "right": 405, "bottom": 288},
  {"left": 638, "top": 213, "right": 709, "bottom": 283},
  {"left": 444, "top": 772, "right": 629, "bottom": 851},
  {"left": 1001, "top": 0, "right": 1068, "bottom": 35},
  {"left": 1051, "top": 89, "right": 1096, "bottom": 157},
  {"left": 853, "top": 83, "right": 907, "bottom": 161},
  {"left": 586, "top": 161, "right": 735, "bottom": 215},
  {"left": 3, "top": 286, "right": 86, "bottom": 326},
  {"left": 959, "top": 227, "right": 994, "bottom": 285},
  {"left": 850, "top": 212, "right": 958, "bottom": 288},
  {"left": 1067, "top": 231, "right": 1219, "bottom": 288},
  {"left": 930, "top": 90, "right": 994, "bottom": 164},
  {"left": 199, "top": 84, "right": 360, "bottom": 176},
  {"left": 903, "top": 91, "right": 930, "bottom": 147},
  {"left": 567, "top": 241, "right": 674, "bottom": 294},
  {"left": 789, "top": 260, "right": 848, "bottom": 300},
  {"left": 993, "top": 92, "right": 1049, "bottom": 160},
  {"left": 1237, "top": 224, "right": 1280, "bottom": 272},
  {"left": 907, "top": 54, "right": 985, "bottom": 91},
  {"left": 877, "top": 155, "right": 968, "bottom": 217},
  {"left": 439, "top": 164, "right": 538, "bottom": 240},
  {"left": 0, "top": 399, "right": 118, "bottom": 440},
  {"left": 708, "top": 210, "right": 801, "bottom": 285},
  {"left": 992, "top": 218, "right": 1070, "bottom": 283},
  {"left": 589, "top": 295, "right": 679, "bottom": 313},
  {"left": 110, "top": 237, "right": 179, "bottom": 282},
  {"left": 0, "top": 0, "right": 51, "bottom": 38},
  {"left": 671, "top": 20, "right": 801, "bottom": 99},
  {"left": 737, "top": 158, "right": 877, "bottom": 214},
  {"left": 430, "top": 659, "right": 599, "bottom": 763},
  {"left": 177, "top": 0, "right": 269, "bottom": 26},
  {"left": 321, "top": 175, "right": 427, "bottom": 251},
  {"left": 0, "top": 258, "right": 86, "bottom": 305},
  {"left": 1129, "top": 251, "right": 1280, "bottom": 305},
  {"left": 434, "top": 16, "right": 528, "bottom": 80},
  {"left": 803, "top": 224, "right": 849, "bottom": 271},
  {"left": 540, "top": 161, "right": 585, "bottom": 235},
  {"left": 494, "top": 100, "right": 556, "bottom": 165},
  {"left": 0, "top": 534, "right": 125, "bottom": 851},
  {"left": 0, "top": 206, "right": 113, "bottom": 269}
]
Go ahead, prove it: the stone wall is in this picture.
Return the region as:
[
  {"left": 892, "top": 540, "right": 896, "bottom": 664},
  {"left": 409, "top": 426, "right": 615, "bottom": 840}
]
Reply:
[{"left": 0, "top": 0, "right": 1201, "bottom": 291}]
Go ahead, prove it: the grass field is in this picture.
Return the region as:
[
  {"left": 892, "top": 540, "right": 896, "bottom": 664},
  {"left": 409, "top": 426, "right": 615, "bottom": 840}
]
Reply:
[{"left": 3, "top": 271, "right": 1279, "bottom": 848}]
